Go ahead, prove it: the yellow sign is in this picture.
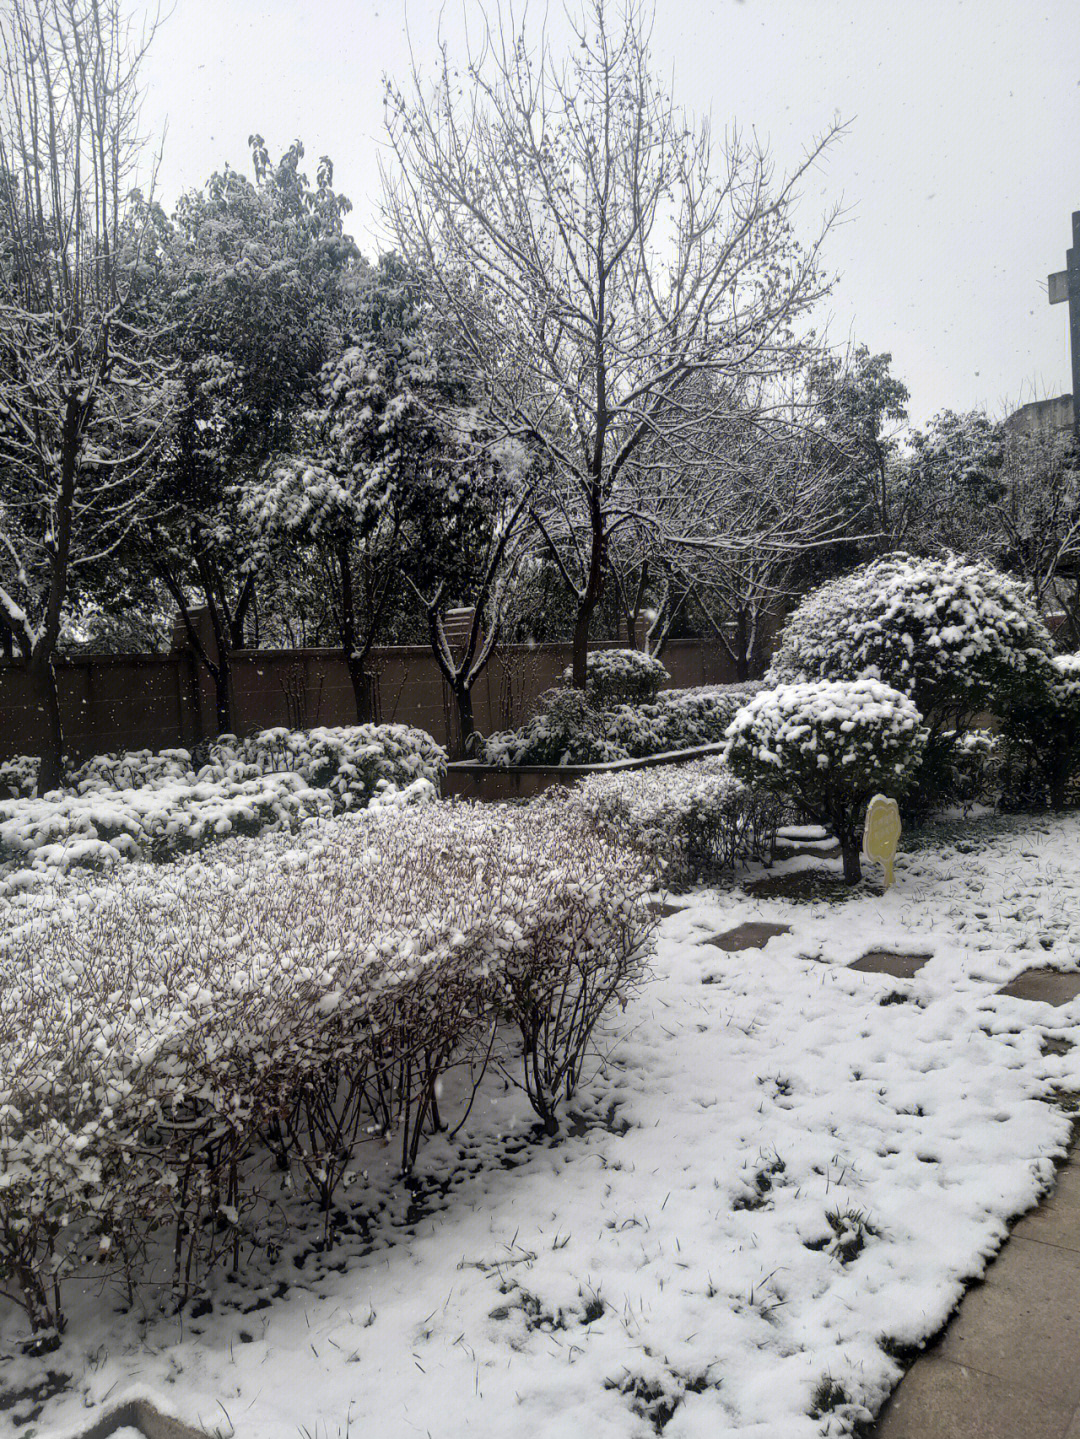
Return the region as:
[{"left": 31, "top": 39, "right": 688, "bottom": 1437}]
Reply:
[{"left": 863, "top": 795, "right": 901, "bottom": 889}]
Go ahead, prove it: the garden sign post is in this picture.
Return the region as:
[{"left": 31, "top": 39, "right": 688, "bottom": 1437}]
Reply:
[
  {"left": 1047, "top": 209, "right": 1080, "bottom": 449},
  {"left": 863, "top": 795, "right": 901, "bottom": 889}
]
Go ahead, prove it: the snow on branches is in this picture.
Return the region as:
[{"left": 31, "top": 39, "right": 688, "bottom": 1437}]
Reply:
[
  {"left": 0, "top": 803, "right": 653, "bottom": 1344},
  {"left": 724, "top": 679, "right": 927, "bottom": 882}
]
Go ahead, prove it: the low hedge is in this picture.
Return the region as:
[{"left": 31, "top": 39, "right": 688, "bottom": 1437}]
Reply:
[
  {"left": 0, "top": 802, "right": 654, "bottom": 1347},
  {"left": 561, "top": 756, "right": 783, "bottom": 885}
]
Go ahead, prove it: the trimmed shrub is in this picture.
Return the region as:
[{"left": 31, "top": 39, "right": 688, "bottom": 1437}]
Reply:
[
  {"left": 563, "top": 648, "right": 669, "bottom": 706},
  {"left": 480, "top": 683, "right": 767, "bottom": 768},
  {"left": 200, "top": 723, "right": 447, "bottom": 809},
  {"left": 0, "top": 803, "right": 654, "bottom": 1347},
  {"left": 1000, "top": 653, "right": 1080, "bottom": 810},
  {"left": 564, "top": 757, "right": 784, "bottom": 886},
  {"left": 481, "top": 689, "right": 629, "bottom": 767},
  {"left": 724, "top": 680, "right": 927, "bottom": 883},
  {"left": 0, "top": 725, "right": 446, "bottom": 878},
  {"left": 607, "top": 683, "right": 768, "bottom": 758},
  {"left": 0, "top": 773, "right": 333, "bottom": 876},
  {"left": 770, "top": 553, "right": 1052, "bottom": 809}
]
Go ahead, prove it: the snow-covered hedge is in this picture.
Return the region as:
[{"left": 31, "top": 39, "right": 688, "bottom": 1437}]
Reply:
[
  {"left": 0, "top": 804, "right": 652, "bottom": 1347},
  {"left": 1001, "top": 653, "right": 1080, "bottom": 810},
  {"left": 606, "top": 683, "right": 767, "bottom": 758},
  {"left": 481, "top": 689, "right": 630, "bottom": 767},
  {"left": 770, "top": 553, "right": 1052, "bottom": 811},
  {"left": 562, "top": 648, "right": 670, "bottom": 705},
  {"left": 480, "top": 683, "right": 766, "bottom": 767},
  {"left": 0, "top": 772, "right": 333, "bottom": 877},
  {"left": 199, "top": 723, "right": 446, "bottom": 808},
  {"left": 563, "top": 756, "right": 783, "bottom": 885},
  {"left": 724, "top": 680, "right": 927, "bottom": 883},
  {"left": 0, "top": 724, "right": 446, "bottom": 877},
  {"left": 771, "top": 553, "right": 1052, "bottom": 724}
]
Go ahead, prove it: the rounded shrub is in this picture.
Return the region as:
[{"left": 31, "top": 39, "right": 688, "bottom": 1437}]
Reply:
[
  {"left": 770, "top": 553, "right": 1052, "bottom": 809},
  {"left": 563, "top": 649, "right": 670, "bottom": 707},
  {"left": 724, "top": 679, "right": 927, "bottom": 883}
]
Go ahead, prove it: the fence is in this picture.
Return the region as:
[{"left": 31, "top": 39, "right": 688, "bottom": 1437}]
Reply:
[{"left": 0, "top": 629, "right": 753, "bottom": 762}]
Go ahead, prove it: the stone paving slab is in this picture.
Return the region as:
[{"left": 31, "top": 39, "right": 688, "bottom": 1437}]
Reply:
[
  {"left": 647, "top": 900, "right": 685, "bottom": 919},
  {"left": 849, "top": 951, "right": 930, "bottom": 979},
  {"left": 931, "top": 1238, "right": 1080, "bottom": 1408},
  {"left": 873, "top": 1160, "right": 1080, "bottom": 1438},
  {"left": 702, "top": 922, "right": 791, "bottom": 952},
  {"left": 997, "top": 970, "right": 1080, "bottom": 1005},
  {"left": 873, "top": 1356, "right": 1076, "bottom": 1439}
]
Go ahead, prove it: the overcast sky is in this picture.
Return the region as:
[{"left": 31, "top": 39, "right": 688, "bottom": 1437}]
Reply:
[{"left": 140, "top": 0, "right": 1080, "bottom": 427}]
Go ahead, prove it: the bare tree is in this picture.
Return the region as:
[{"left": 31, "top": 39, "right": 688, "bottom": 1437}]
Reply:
[
  {"left": 0, "top": 0, "right": 166, "bottom": 790},
  {"left": 384, "top": 0, "right": 841, "bottom": 686}
]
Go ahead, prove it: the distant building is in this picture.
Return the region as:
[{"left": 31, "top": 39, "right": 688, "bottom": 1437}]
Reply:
[{"left": 1004, "top": 394, "right": 1075, "bottom": 437}]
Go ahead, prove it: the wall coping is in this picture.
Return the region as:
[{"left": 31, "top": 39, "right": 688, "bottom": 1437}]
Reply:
[{"left": 446, "top": 741, "right": 728, "bottom": 779}]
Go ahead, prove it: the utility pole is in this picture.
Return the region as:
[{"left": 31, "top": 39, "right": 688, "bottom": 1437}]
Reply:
[{"left": 1048, "top": 209, "right": 1080, "bottom": 449}]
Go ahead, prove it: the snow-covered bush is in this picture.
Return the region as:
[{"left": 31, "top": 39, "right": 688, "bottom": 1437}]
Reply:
[
  {"left": 0, "top": 804, "right": 652, "bottom": 1346},
  {"left": 607, "top": 683, "right": 767, "bottom": 758},
  {"left": 67, "top": 748, "right": 196, "bottom": 794},
  {"left": 0, "top": 754, "right": 39, "bottom": 800},
  {"left": 724, "top": 680, "right": 927, "bottom": 883},
  {"left": 1000, "top": 653, "right": 1080, "bottom": 810},
  {"left": 935, "top": 729, "right": 1001, "bottom": 815},
  {"left": 200, "top": 723, "right": 446, "bottom": 808},
  {"left": 563, "top": 648, "right": 669, "bottom": 706},
  {"left": 480, "top": 683, "right": 766, "bottom": 767},
  {"left": 0, "top": 725, "right": 445, "bottom": 876},
  {"left": 770, "top": 553, "right": 1052, "bottom": 811},
  {"left": 0, "top": 773, "right": 332, "bottom": 875},
  {"left": 564, "top": 756, "right": 783, "bottom": 885},
  {"left": 480, "top": 689, "right": 628, "bottom": 767}
]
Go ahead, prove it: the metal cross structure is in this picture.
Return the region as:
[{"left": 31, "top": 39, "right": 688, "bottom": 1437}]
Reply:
[{"left": 1048, "top": 209, "right": 1080, "bottom": 448}]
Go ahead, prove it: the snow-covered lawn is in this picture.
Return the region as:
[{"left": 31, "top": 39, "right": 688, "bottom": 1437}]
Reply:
[{"left": 6, "top": 811, "right": 1080, "bottom": 1439}]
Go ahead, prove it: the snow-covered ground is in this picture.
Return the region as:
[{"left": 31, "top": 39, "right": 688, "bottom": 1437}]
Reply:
[{"left": 6, "top": 811, "right": 1080, "bottom": 1439}]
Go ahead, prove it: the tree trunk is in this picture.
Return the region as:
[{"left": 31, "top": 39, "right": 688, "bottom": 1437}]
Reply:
[
  {"left": 570, "top": 485, "right": 605, "bottom": 689},
  {"left": 451, "top": 680, "right": 476, "bottom": 759},
  {"left": 29, "top": 651, "right": 65, "bottom": 793},
  {"left": 735, "top": 608, "right": 751, "bottom": 683},
  {"left": 339, "top": 540, "right": 375, "bottom": 723},
  {"left": 834, "top": 811, "right": 862, "bottom": 884},
  {"left": 211, "top": 655, "right": 234, "bottom": 736},
  {"left": 346, "top": 652, "right": 374, "bottom": 724}
]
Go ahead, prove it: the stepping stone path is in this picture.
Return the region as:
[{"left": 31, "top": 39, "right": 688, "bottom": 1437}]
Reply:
[
  {"left": 998, "top": 969, "right": 1080, "bottom": 1006},
  {"left": 703, "top": 922, "right": 791, "bottom": 952},
  {"left": 648, "top": 900, "right": 685, "bottom": 919},
  {"left": 850, "top": 951, "right": 930, "bottom": 979},
  {"left": 873, "top": 968, "right": 1080, "bottom": 1437}
]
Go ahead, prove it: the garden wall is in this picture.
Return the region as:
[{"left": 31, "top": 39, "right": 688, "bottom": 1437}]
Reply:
[{"left": 0, "top": 629, "right": 756, "bottom": 761}]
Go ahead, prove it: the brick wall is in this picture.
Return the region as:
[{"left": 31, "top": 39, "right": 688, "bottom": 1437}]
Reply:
[{"left": 0, "top": 635, "right": 750, "bottom": 762}]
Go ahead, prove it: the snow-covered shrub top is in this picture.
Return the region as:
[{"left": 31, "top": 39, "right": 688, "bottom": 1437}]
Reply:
[
  {"left": 0, "top": 773, "right": 333, "bottom": 877},
  {"left": 0, "top": 724, "right": 445, "bottom": 878},
  {"left": 771, "top": 553, "right": 1053, "bottom": 722},
  {"left": 67, "top": 748, "right": 196, "bottom": 794},
  {"left": 0, "top": 754, "right": 40, "bottom": 800},
  {"left": 199, "top": 723, "right": 446, "bottom": 809},
  {"left": 607, "top": 683, "right": 767, "bottom": 758},
  {"left": 480, "top": 689, "right": 629, "bottom": 767},
  {"left": 0, "top": 804, "right": 652, "bottom": 1299},
  {"left": 561, "top": 755, "right": 783, "bottom": 881},
  {"left": 479, "top": 683, "right": 766, "bottom": 768},
  {"left": 561, "top": 648, "right": 670, "bottom": 706},
  {"left": 724, "top": 679, "right": 927, "bottom": 803}
]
